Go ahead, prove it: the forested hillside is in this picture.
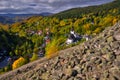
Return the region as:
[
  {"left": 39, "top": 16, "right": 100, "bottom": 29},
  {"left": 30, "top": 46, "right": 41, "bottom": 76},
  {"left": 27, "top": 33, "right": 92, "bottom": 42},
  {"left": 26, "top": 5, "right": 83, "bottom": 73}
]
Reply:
[
  {"left": 52, "top": 0, "right": 120, "bottom": 19},
  {"left": 0, "top": 0, "right": 120, "bottom": 74}
]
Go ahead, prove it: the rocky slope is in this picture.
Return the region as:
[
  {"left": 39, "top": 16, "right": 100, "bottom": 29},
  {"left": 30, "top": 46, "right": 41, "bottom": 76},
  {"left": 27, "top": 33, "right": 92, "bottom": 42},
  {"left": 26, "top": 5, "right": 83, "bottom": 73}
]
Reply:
[{"left": 0, "top": 22, "right": 120, "bottom": 80}]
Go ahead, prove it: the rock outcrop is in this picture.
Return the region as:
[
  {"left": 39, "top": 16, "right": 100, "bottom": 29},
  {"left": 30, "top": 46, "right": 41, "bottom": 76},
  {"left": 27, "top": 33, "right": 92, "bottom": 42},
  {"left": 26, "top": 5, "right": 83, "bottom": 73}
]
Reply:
[{"left": 0, "top": 22, "right": 120, "bottom": 80}]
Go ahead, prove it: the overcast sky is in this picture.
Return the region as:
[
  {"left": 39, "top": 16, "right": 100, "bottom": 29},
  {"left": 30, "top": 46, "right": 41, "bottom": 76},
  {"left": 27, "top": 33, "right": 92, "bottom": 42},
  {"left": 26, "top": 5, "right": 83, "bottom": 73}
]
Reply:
[{"left": 0, "top": 0, "right": 113, "bottom": 14}]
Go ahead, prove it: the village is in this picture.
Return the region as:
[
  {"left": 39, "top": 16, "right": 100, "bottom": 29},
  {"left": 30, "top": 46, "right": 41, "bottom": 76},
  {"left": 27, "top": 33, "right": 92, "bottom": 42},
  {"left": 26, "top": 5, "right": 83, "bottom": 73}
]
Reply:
[
  {"left": 31, "top": 27, "right": 92, "bottom": 57},
  {"left": 0, "top": 27, "right": 92, "bottom": 69}
]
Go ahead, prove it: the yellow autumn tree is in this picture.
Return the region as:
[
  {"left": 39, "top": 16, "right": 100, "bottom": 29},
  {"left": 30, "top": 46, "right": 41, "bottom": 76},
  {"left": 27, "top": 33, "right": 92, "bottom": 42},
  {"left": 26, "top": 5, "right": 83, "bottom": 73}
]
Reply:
[
  {"left": 94, "top": 27, "right": 101, "bottom": 34},
  {"left": 83, "top": 23, "right": 91, "bottom": 34},
  {"left": 102, "top": 15, "right": 113, "bottom": 26},
  {"left": 60, "top": 20, "right": 66, "bottom": 26},
  {"left": 74, "top": 19, "right": 81, "bottom": 27},
  {"left": 83, "top": 23, "right": 91, "bottom": 30},
  {"left": 12, "top": 57, "right": 26, "bottom": 69},
  {"left": 45, "top": 39, "right": 58, "bottom": 58},
  {"left": 112, "top": 18, "right": 118, "bottom": 25},
  {"left": 112, "top": 9, "right": 118, "bottom": 14},
  {"left": 86, "top": 30, "right": 91, "bottom": 35},
  {"left": 11, "top": 22, "right": 21, "bottom": 32},
  {"left": 52, "top": 17, "right": 59, "bottom": 24},
  {"left": 0, "top": 24, "right": 9, "bottom": 31}
]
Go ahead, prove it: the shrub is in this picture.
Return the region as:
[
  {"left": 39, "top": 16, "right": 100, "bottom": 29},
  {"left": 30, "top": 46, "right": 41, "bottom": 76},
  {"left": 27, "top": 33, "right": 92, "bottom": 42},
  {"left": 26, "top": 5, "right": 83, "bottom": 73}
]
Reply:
[
  {"left": 12, "top": 57, "right": 26, "bottom": 69},
  {"left": 4, "top": 65, "right": 12, "bottom": 72},
  {"left": 9, "top": 52, "right": 14, "bottom": 57},
  {"left": 30, "top": 53, "right": 38, "bottom": 62},
  {"left": 0, "top": 68, "right": 4, "bottom": 74}
]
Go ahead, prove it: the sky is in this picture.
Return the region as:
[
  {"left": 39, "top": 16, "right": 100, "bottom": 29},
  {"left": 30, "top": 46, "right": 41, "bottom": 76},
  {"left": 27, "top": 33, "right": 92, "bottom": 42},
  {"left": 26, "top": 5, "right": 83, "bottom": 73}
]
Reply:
[{"left": 0, "top": 0, "right": 114, "bottom": 14}]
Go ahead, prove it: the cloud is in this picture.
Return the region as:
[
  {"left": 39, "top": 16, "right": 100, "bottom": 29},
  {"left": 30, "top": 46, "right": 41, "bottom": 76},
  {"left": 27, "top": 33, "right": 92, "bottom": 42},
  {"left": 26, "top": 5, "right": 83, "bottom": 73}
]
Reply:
[{"left": 0, "top": 0, "right": 114, "bottom": 14}]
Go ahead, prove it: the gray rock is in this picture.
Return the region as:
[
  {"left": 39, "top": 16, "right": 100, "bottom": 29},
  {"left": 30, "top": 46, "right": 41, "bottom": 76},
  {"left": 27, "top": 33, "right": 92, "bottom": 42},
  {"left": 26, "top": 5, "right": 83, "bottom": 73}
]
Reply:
[
  {"left": 107, "top": 36, "right": 114, "bottom": 42},
  {"left": 64, "top": 66, "right": 72, "bottom": 76},
  {"left": 68, "top": 77, "right": 74, "bottom": 80},
  {"left": 110, "top": 68, "right": 120, "bottom": 80},
  {"left": 62, "top": 75, "right": 69, "bottom": 80},
  {"left": 103, "top": 71, "right": 109, "bottom": 78},
  {"left": 115, "top": 50, "right": 120, "bottom": 55},
  {"left": 114, "top": 33, "right": 120, "bottom": 41},
  {"left": 116, "top": 55, "right": 120, "bottom": 61},
  {"left": 114, "top": 60, "right": 120, "bottom": 67},
  {"left": 71, "top": 70, "right": 78, "bottom": 77}
]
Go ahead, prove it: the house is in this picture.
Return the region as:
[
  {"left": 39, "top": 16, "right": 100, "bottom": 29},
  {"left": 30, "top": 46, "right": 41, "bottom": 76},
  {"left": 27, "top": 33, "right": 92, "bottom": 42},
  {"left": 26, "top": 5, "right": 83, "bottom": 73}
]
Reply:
[
  {"left": 44, "top": 35, "right": 51, "bottom": 44},
  {"left": 66, "top": 27, "right": 82, "bottom": 45},
  {"left": 26, "top": 30, "right": 35, "bottom": 35},
  {"left": 66, "top": 38, "right": 73, "bottom": 45},
  {"left": 66, "top": 34, "right": 74, "bottom": 44},
  {"left": 37, "top": 30, "right": 43, "bottom": 35}
]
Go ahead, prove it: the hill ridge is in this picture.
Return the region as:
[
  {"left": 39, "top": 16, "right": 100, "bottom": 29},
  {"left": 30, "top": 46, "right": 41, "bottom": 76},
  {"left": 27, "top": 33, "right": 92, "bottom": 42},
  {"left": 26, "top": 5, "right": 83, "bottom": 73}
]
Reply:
[{"left": 0, "top": 21, "right": 120, "bottom": 80}]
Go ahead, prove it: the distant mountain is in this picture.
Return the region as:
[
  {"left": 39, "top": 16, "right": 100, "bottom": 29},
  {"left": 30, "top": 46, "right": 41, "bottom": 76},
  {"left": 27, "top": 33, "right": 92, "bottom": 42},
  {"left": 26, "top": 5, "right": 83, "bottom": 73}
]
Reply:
[
  {"left": 0, "top": 13, "right": 53, "bottom": 24},
  {"left": 39, "top": 12, "right": 53, "bottom": 16},
  {"left": 0, "top": 14, "right": 41, "bottom": 18},
  {"left": 0, "top": 14, "right": 38, "bottom": 24},
  {"left": 0, "top": 16, "right": 14, "bottom": 24}
]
